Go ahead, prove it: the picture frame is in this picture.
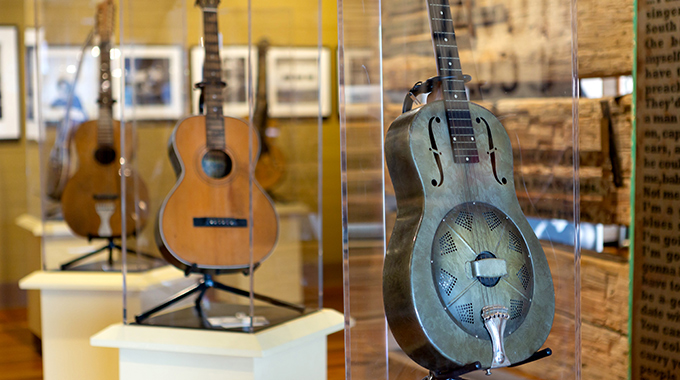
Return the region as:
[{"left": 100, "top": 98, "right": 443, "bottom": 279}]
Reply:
[
  {"left": 112, "top": 45, "right": 185, "bottom": 120},
  {"left": 25, "top": 28, "right": 100, "bottom": 141},
  {"left": 0, "top": 26, "right": 20, "bottom": 139},
  {"left": 190, "top": 45, "right": 257, "bottom": 118},
  {"left": 40, "top": 47, "right": 100, "bottom": 125},
  {"left": 25, "top": 32, "right": 186, "bottom": 139},
  {"left": 266, "top": 47, "right": 331, "bottom": 118},
  {"left": 24, "top": 29, "right": 38, "bottom": 140}
]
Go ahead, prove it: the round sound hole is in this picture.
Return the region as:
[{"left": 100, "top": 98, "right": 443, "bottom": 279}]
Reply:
[
  {"left": 94, "top": 146, "right": 116, "bottom": 165},
  {"left": 201, "top": 150, "right": 232, "bottom": 179},
  {"left": 430, "top": 202, "right": 534, "bottom": 340}
]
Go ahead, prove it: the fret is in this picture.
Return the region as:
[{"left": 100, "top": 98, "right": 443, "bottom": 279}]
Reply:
[
  {"left": 427, "top": 0, "right": 479, "bottom": 163},
  {"left": 97, "top": 36, "right": 114, "bottom": 147}
]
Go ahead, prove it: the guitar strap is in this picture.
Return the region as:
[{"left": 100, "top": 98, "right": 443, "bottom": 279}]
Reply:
[
  {"left": 62, "top": 28, "right": 95, "bottom": 129},
  {"left": 194, "top": 80, "right": 227, "bottom": 115},
  {"left": 402, "top": 74, "right": 472, "bottom": 113}
]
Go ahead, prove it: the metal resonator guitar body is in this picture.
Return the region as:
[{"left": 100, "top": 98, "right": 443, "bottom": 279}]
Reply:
[{"left": 384, "top": 100, "right": 555, "bottom": 372}]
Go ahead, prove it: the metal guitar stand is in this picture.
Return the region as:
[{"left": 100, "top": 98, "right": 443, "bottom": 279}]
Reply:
[
  {"left": 134, "top": 272, "right": 306, "bottom": 324},
  {"left": 60, "top": 236, "right": 158, "bottom": 270},
  {"left": 423, "top": 348, "right": 552, "bottom": 379}
]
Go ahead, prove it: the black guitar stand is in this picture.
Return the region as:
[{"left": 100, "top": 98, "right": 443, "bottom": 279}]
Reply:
[
  {"left": 422, "top": 348, "right": 552, "bottom": 379},
  {"left": 60, "top": 236, "right": 159, "bottom": 270},
  {"left": 134, "top": 271, "right": 306, "bottom": 324}
]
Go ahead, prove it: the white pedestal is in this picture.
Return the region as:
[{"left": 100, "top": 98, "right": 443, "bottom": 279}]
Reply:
[
  {"left": 91, "top": 309, "right": 344, "bottom": 380},
  {"left": 19, "top": 267, "right": 197, "bottom": 380}
]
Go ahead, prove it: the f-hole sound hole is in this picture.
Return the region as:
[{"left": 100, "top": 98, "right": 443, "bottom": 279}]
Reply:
[
  {"left": 94, "top": 146, "right": 116, "bottom": 165},
  {"left": 202, "top": 150, "right": 232, "bottom": 179}
]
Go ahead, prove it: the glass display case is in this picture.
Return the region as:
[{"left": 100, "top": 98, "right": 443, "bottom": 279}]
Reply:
[
  {"left": 118, "top": 0, "right": 326, "bottom": 329},
  {"left": 339, "top": 0, "right": 581, "bottom": 378},
  {"left": 28, "top": 0, "right": 326, "bottom": 331}
]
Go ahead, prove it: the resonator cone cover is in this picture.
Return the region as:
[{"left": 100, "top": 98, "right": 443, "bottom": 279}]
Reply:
[{"left": 431, "top": 202, "right": 534, "bottom": 340}]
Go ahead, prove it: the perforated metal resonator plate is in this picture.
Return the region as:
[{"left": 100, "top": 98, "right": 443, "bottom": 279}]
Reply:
[{"left": 430, "top": 202, "right": 534, "bottom": 340}]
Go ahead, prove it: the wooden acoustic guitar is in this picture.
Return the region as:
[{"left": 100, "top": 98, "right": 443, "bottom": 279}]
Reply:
[
  {"left": 253, "top": 39, "right": 286, "bottom": 191},
  {"left": 383, "top": 0, "right": 555, "bottom": 374},
  {"left": 155, "top": 0, "right": 278, "bottom": 273},
  {"left": 60, "top": 0, "right": 149, "bottom": 239}
]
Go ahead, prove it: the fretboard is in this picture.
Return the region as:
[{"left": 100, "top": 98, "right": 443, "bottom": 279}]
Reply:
[
  {"left": 427, "top": 0, "right": 478, "bottom": 164},
  {"left": 202, "top": 7, "right": 226, "bottom": 151},
  {"left": 98, "top": 40, "right": 114, "bottom": 147}
]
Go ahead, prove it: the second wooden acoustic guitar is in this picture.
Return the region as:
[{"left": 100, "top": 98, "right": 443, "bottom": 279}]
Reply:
[{"left": 155, "top": 0, "right": 278, "bottom": 273}]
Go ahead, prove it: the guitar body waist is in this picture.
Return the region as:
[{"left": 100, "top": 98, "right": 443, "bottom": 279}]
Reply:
[
  {"left": 61, "top": 119, "right": 150, "bottom": 238},
  {"left": 383, "top": 100, "right": 555, "bottom": 371},
  {"left": 156, "top": 115, "right": 279, "bottom": 273}
]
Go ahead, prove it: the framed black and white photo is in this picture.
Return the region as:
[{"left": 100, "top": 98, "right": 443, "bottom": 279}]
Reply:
[
  {"left": 24, "top": 29, "right": 38, "bottom": 140},
  {"left": 266, "top": 47, "right": 331, "bottom": 118},
  {"left": 25, "top": 29, "right": 99, "bottom": 140},
  {"left": 0, "top": 26, "right": 20, "bottom": 139},
  {"left": 190, "top": 45, "right": 257, "bottom": 118},
  {"left": 40, "top": 47, "right": 100, "bottom": 125},
  {"left": 112, "top": 45, "right": 184, "bottom": 120}
]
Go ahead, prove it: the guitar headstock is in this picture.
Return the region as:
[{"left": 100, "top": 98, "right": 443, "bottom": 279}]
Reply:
[
  {"left": 196, "top": 0, "right": 221, "bottom": 9},
  {"left": 95, "top": 0, "right": 115, "bottom": 43}
]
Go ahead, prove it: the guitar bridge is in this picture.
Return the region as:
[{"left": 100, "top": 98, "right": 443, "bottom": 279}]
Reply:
[{"left": 482, "top": 305, "right": 511, "bottom": 370}]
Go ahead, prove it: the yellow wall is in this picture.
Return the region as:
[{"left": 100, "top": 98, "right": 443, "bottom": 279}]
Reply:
[
  {"left": 0, "top": 0, "right": 341, "bottom": 307},
  {"left": 0, "top": 0, "right": 42, "bottom": 307}
]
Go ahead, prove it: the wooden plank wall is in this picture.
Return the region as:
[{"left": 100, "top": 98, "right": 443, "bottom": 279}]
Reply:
[{"left": 342, "top": 0, "right": 635, "bottom": 377}]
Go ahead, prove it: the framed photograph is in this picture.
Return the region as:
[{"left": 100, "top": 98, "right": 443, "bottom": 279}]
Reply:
[
  {"left": 24, "top": 29, "right": 38, "bottom": 140},
  {"left": 41, "top": 47, "right": 100, "bottom": 124},
  {"left": 112, "top": 45, "right": 184, "bottom": 120},
  {"left": 266, "top": 47, "right": 331, "bottom": 118},
  {"left": 190, "top": 45, "right": 257, "bottom": 118},
  {"left": 0, "top": 26, "right": 20, "bottom": 139},
  {"left": 25, "top": 28, "right": 100, "bottom": 140}
]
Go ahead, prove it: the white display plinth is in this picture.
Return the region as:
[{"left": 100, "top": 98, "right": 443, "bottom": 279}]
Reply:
[
  {"left": 91, "top": 308, "right": 344, "bottom": 380},
  {"left": 19, "top": 267, "right": 198, "bottom": 380}
]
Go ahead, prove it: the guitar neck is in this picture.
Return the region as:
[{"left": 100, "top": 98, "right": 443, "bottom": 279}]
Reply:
[
  {"left": 201, "top": 6, "right": 226, "bottom": 151},
  {"left": 98, "top": 36, "right": 114, "bottom": 147},
  {"left": 426, "top": 0, "right": 478, "bottom": 164}
]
